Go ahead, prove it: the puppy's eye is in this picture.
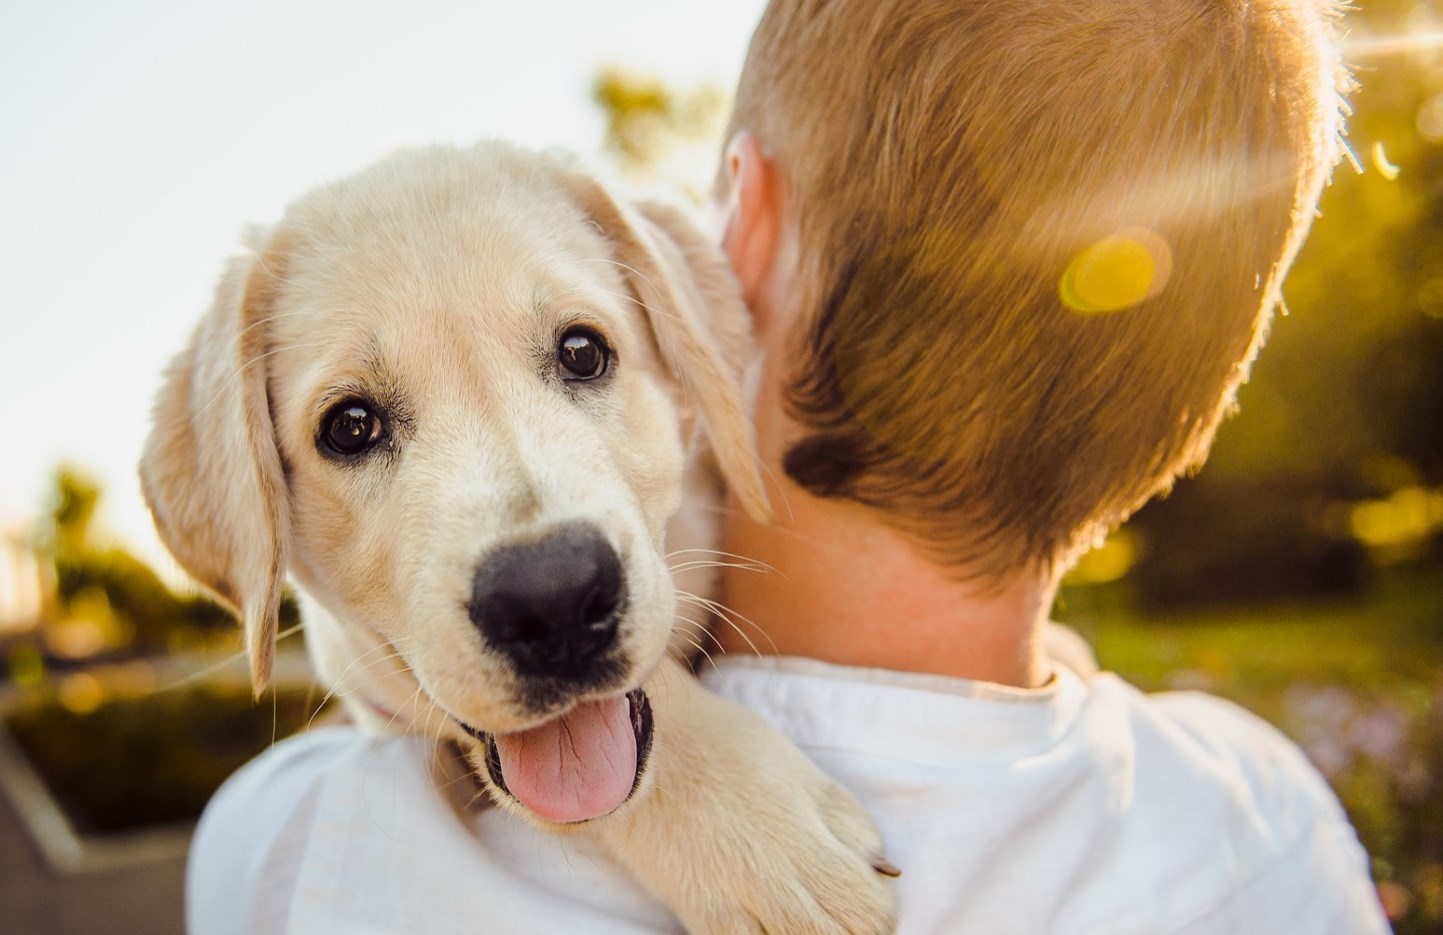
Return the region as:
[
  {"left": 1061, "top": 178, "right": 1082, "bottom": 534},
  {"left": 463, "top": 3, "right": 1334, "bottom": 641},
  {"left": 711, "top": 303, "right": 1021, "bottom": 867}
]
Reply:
[
  {"left": 557, "top": 327, "right": 610, "bottom": 381},
  {"left": 321, "top": 400, "right": 385, "bottom": 456}
]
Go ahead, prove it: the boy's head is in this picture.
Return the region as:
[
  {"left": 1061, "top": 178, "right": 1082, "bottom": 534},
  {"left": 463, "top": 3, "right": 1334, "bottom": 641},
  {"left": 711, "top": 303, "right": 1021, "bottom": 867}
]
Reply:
[{"left": 718, "top": 0, "right": 1350, "bottom": 579}]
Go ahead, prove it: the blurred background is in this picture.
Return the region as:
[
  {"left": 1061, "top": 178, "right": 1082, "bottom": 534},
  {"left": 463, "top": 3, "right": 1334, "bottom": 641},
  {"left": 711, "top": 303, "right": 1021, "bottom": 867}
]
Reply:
[{"left": 0, "top": 0, "right": 1440, "bottom": 932}]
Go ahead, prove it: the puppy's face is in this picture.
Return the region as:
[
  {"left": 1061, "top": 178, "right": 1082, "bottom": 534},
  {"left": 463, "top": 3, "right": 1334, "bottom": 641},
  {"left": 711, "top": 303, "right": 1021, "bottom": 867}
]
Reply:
[
  {"left": 143, "top": 143, "right": 766, "bottom": 822},
  {"left": 266, "top": 151, "right": 689, "bottom": 732}
]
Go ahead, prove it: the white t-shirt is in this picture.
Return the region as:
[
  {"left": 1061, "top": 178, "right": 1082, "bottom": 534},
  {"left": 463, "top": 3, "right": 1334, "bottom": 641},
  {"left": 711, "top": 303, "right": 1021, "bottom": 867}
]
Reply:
[{"left": 187, "top": 657, "right": 1390, "bottom": 934}]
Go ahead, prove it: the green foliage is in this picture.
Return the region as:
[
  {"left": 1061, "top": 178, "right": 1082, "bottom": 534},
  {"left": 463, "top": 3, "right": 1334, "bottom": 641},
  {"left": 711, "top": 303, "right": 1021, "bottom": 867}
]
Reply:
[{"left": 1127, "top": 478, "right": 1372, "bottom": 610}]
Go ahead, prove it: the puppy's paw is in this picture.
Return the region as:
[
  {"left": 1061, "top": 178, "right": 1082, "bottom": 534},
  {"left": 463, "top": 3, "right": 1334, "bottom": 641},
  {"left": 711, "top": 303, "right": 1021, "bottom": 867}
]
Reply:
[
  {"left": 675, "top": 774, "right": 898, "bottom": 935},
  {"left": 596, "top": 659, "right": 898, "bottom": 934}
]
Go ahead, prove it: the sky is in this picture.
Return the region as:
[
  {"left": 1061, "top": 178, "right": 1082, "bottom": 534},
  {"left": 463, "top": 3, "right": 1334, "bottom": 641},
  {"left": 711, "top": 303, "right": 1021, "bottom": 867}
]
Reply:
[{"left": 0, "top": 0, "right": 767, "bottom": 572}]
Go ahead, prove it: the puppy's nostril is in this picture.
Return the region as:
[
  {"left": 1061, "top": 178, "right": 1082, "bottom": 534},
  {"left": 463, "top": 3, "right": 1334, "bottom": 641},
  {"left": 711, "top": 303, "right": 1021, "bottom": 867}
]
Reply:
[
  {"left": 514, "top": 614, "right": 549, "bottom": 644},
  {"left": 581, "top": 587, "right": 619, "bottom": 630}
]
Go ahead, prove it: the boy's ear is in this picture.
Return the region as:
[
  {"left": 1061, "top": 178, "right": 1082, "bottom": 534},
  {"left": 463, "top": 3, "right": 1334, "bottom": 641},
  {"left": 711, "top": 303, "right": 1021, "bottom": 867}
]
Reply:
[
  {"left": 718, "top": 131, "right": 784, "bottom": 329},
  {"left": 140, "top": 231, "right": 292, "bottom": 695},
  {"left": 555, "top": 168, "right": 773, "bottom": 525}
]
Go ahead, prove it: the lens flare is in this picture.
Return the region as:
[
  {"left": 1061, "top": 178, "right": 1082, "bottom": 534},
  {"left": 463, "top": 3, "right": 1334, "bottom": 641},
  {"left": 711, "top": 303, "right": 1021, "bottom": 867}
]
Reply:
[
  {"left": 1344, "top": 30, "right": 1443, "bottom": 59},
  {"left": 1059, "top": 228, "right": 1172, "bottom": 315},
  {"left": 1372, "top": 141, "right": 1401, "bottom": 181}
]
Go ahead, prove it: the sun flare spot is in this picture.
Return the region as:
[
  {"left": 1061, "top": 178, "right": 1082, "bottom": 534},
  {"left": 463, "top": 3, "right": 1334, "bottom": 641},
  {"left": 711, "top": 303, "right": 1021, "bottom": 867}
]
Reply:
[
  {"left": 1371, "top": 141, "right": 1401, "bottom": 181},
  {"left": 1060, "top": 228, "right": 1172, "bottom": 315},
  {"left": 1344, "top": 30, "right": 1443, "bottom": 59}
]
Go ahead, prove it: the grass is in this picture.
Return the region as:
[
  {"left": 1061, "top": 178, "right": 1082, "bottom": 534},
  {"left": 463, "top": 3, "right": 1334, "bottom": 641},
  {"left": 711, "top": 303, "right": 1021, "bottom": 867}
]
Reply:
[{"left": 1065, "top": 569, "right": 1441, "bottom": 690}]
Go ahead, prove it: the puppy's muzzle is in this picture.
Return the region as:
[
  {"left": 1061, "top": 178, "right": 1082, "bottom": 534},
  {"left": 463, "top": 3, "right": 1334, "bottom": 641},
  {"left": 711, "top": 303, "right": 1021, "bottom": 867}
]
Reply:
[{"left": 468, "top": 522, "right": 625, "bottom": 681}]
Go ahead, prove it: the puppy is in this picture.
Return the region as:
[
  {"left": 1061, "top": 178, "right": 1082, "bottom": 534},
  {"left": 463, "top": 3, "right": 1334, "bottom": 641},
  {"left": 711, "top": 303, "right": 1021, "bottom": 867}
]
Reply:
[{"left": 142, "top": 141, "right": 896, "bottom": 933}]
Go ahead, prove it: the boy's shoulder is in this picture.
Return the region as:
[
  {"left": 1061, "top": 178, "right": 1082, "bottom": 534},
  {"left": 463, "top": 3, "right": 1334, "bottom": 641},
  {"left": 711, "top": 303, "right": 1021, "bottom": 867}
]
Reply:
[
  {"left": 1051, "top": 674, "right": 1386, "bottom": 933},
  {"left": 1104, "top": 675, "right": 1344, "bottom": 825},
  {"left": 703, "top": 658, "right": 1389, "bottom": 933}
]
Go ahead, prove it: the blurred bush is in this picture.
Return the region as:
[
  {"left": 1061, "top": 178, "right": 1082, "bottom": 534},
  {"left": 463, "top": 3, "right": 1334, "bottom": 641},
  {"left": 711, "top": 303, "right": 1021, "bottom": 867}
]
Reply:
[
  {"left": 6, "top": 684, "right": 322, "bottom": 834},
  {"left": 1128, "top": 478, "right": 1372, "bottom": 610}
]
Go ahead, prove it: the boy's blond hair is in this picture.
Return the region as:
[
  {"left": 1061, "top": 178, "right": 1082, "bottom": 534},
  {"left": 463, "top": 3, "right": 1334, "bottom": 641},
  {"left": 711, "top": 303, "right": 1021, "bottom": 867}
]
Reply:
[{"left": 725, "top": 0, "right": 1350, "bottom": 578}]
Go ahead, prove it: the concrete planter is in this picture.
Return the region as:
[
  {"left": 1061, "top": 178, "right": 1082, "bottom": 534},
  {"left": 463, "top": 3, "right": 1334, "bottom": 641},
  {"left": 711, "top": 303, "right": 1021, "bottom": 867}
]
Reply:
[{"left": 0, "top": 721, "right": 192, "bottom": 875}]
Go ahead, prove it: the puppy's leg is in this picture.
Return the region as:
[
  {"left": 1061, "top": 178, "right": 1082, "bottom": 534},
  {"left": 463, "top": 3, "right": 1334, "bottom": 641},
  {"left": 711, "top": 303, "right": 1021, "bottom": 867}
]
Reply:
[{"left": 593, "top": 658, "right": 898, "bottom": 935}]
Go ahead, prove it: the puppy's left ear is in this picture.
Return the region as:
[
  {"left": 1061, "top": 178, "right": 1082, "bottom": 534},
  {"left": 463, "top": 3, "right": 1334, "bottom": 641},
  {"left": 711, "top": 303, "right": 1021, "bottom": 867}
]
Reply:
[
  {"left": 140, "top": 230, "right": 292, "bottom": 693},
  {"left": 558, "top": 173, "right": 772, "bottom": 523}
]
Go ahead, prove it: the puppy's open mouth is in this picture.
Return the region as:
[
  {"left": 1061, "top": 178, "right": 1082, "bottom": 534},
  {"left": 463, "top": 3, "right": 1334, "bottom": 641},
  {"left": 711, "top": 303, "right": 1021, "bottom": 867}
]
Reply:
[{"left": 459, "top": 688, "right": 653, "bottom": 823}]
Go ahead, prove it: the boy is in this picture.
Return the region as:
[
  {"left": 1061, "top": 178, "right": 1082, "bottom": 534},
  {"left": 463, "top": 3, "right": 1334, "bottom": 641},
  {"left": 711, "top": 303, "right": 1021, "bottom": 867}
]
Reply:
[
  {"left": 189, "top": 0, "right": 1389, "bottom": 930},
  {"left": 699, "top": 0, "right": 1388, "bottom": 929}
]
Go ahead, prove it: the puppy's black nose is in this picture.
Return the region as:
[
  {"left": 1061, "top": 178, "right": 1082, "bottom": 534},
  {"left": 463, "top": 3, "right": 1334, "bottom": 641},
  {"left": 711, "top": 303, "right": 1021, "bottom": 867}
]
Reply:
[{"left": 469, "top": 523, "right": 624, "bottom": 680}]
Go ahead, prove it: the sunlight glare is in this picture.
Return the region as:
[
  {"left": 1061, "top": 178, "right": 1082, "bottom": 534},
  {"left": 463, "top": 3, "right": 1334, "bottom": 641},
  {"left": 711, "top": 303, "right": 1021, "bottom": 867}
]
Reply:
[
  {"left": 1344, "top": 30, "right": 1443, "bottom": 59},
  {"left": 1371, "top": 141, "right": 1401, "bottom": 180},
  {"left": 1059, "top": 228, "right": 1172, "bottom": 315}
]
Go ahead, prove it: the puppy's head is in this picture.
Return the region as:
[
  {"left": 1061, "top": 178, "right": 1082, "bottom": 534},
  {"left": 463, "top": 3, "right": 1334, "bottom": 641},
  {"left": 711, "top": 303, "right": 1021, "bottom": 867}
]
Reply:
[{"left": 141, "top": 142, "right": 767, "bottom": 821}]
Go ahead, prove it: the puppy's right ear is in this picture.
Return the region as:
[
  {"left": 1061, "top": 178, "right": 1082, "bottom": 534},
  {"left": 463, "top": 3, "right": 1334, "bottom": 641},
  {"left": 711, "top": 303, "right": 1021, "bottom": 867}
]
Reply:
[
  {"left": 140, "top": 232, "right": 291, "bottom": 694},
  {"left": 554, "top": 170, "right": 773, "bottom": 524}
]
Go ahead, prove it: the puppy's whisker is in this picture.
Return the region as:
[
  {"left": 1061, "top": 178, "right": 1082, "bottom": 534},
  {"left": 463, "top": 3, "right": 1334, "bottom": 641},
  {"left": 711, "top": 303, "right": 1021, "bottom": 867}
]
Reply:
[
  {"left": 154, "top": 621, "right": 307, "bottom": 694},
  {"left": 669, "top": 559, "right": 771, "bottom": 575},
  {"left": 671, "top": 611, "right": 710, "bottom": 644},
  {"left": 666, "top": 546, "right": 773, "bottom": 565},
  {"left": 422, "top": 696, "right": 446, "bottom": 786},
  {"left": 428, "top": 697, "right": 446, "bottom": 746},
  {"left": 578, "top": 256, "right": 664, "bottom": 298},
  {"left": 673, "top": 620, "right": 719, "bottom": 671},
  {"left": 315, "top": 639, "right": 412, "bottom": 716},
  {"left": 192, "top": 340, "right": 333, "bottom": 422},
  {"left": 235, "top": 308, "right": 311, "bottom": 341},
  {"left": 306, "top": 630, "right": 417, "bottom": 730},
  {"left": 327, "top": 639, "right": 411, "bottom": 691},
  {"left": 421, "top": 698, "right": 461, "bottom": 790},
  {"left": 334, "top": 644, "right": 417, "bottom": 680},
  {"left": 382, "top": 683, "right": 427, "bottom": 737},
  {"left": 429, "top": 697, "right": 446, "bottom": 744},
  {"left": 584, "top": 286, "right": 649, "bottom": 311},
  {"left": 676, "top": 590, "right": 777, "bottom": 657}
]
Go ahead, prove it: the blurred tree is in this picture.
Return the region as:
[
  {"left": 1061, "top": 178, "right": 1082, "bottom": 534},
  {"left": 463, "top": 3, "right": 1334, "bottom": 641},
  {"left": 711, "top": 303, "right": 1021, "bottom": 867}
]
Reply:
[
  {"left": 1214, "top": 0, "right": 1443, "bottom": 490},
  {"left": 47, "top": 466, "right": 100, "bottom": 556},
  {"left": 593, "top": 67, "right": 727, "bottom": 194},
  {"left": 1128, "top": 0, "right": 1443, "bottom": 605}
]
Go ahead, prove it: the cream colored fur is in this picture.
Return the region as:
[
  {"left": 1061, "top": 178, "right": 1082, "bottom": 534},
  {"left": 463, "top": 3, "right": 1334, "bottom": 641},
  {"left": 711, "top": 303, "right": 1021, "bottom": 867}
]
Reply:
[{"left": 141, "top": 141, "right": 895, "bottom": 934}]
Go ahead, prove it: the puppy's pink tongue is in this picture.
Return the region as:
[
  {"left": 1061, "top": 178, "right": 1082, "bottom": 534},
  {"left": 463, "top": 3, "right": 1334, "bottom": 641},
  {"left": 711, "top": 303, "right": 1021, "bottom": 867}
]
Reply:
[{"left": 492, "top": 695, "right": 636, "bottom": 823}]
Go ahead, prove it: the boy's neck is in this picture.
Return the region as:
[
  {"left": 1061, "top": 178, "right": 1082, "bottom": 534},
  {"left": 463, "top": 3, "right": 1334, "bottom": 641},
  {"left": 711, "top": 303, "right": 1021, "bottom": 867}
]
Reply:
[
  {"left": 715, "top": 476, "right": 1056, "bottom": 689},
  {"left": 708, "top": 210, "right": 1054, "bottom": 687}
]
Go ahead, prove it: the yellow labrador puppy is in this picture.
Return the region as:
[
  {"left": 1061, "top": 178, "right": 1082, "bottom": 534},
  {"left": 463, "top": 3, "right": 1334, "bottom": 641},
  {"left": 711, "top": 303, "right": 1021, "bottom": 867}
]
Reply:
[{"left": 142, "top": 141, "right": 896, "bottom": 933}]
